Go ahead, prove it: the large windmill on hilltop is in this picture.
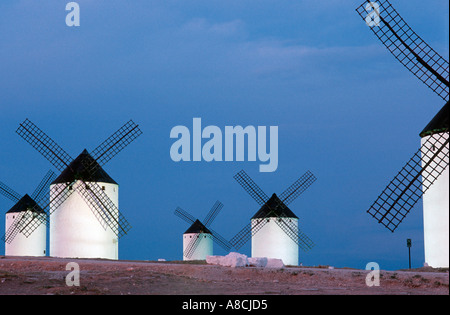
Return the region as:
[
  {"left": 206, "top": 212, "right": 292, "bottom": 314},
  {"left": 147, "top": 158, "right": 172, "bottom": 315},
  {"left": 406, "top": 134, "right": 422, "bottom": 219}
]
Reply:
[
  {"left": 174, "top": 201, "right": 231, "bottom": 260},
  {"left": 230, "top": 170, "right": 316, "bottom": 266},
  {"left": 356, "top": 0, "right": 449, "bottom": 268},
  {"left": 14, "top": 118, "right": 142, "bottom": 260},
  {"left": 1, "top": 170, "right": 56, "bottom": 256}
]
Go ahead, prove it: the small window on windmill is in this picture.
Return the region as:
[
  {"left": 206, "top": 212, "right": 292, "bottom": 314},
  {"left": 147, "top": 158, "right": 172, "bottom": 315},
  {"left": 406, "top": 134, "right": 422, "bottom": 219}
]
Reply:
[
  {"left": 101, "top": 186, "right": 106, "bottom": 191},
  {"left": 68, "top": 185, "right": 72, "bottom": 191}
]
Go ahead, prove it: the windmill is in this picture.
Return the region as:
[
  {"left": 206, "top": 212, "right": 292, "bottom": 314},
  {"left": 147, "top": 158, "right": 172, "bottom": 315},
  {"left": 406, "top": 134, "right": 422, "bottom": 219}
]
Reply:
[
  {"left": 230, "top": 170, "right": 316, "bottom": 266},
  {"left": 174, "top": 201, "right": 231, "bottom": 260},
  {"left": 14, "top": 118, "right": 143, "bottom": 260},
  {"left": 356, "top": 0, "right": 449, "bottom": 267},
  {"left": 1, "top": 170, "right": 56, "bottom": 256}
]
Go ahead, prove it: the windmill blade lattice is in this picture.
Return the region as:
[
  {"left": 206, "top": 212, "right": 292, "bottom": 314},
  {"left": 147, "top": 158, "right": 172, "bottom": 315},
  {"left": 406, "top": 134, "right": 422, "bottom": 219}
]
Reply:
[
  {"left": 16, "top": 119, "right": 73, "bottom": 172},
  {"left": 183, "top": 234, "right": 204, "bottom": 259},
  {"left": 367, "top": 131, "right": 449, "bottom": 232},
  {"left": 0, "top": 181, "right": 21, "bottom": 203},
  {"left": 203, "top": 200, "right": 223, "bottom": 227},
  {"left": 356, "top": 0, "right": 449, "bottom": 102},
  {"left": 174, "top": 206, "right": 196, "bottom": 225},
  {"left": 234, "top": 170, "right": 269, "bottom": 206},
  {"left": 229, "top": 219, "right": 270, "bottom": 250},
  {"left": 76, "top": 181, "right": 131, "bottom": 237},
  {"left": 31, "top": 170, "right": 57, "bottom": 202},
  {"left": 89, "top": 120, "right": 143, "bottom": 174},
  {"left": 279, "top": 170, "right": 317, "bottom": 206},
  {"left": 273, "top": 218, "right": 315, "bottom": 252}
]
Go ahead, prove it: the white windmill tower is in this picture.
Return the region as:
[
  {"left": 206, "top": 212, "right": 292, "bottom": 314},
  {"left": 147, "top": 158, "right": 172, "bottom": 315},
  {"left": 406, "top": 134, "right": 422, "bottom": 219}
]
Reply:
[
  {"left": 230, "top": 170, "right": 316, "bottom": 266},
  {"left": 251, "top": 194, "right": 300, "bottom": 266},
  {"left": 15, "top": 119, "right": 142, "bottom": 260},
  {"left": 357, "top": 0, "right": 449, "bottom": 268},
  {"left": 1, "top": 170, "right": 56, "bottom": 256},
  {"left": 49, "top": 150, "right": 120, "bottom": 259},
  {"left": 174, "top": 201, "right": 231, "bottom": 261},
  {"left": 419, "top": 104, "right": 449, "bottom": 267},
  {"left": 183, "top": 220, "right": 213, "bottom": 261}
]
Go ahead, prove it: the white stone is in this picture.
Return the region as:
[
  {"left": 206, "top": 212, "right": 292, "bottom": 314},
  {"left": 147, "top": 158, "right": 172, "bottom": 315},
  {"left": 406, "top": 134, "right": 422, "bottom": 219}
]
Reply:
[
  {"left": 206, "top": 252, "right": 285, "bottom": 269},
  {"left": 206, "top": 252, "right": 248, "bottom": 267},
  {"left": 265, "top": 258, "right": 284, "bottom": 268},
  {"left": 247, "top": 257, "right": 268, "bottom": 267}
]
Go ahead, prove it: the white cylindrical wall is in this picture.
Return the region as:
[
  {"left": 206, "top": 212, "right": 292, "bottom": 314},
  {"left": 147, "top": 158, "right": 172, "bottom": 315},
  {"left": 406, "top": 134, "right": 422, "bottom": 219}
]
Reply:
[
  {"left": 50, "top": 181, "right": 119, "bottom": 260},
  {"left": 4, "top": 211, "right": 46, "bottom": 256},
  {"left": 251, "top": 217, "right": 299, "bottom": 266},
  {"left": 183, "top": 232, "right": 213, "bottom": 261},
  {"left": 421, "top": 133, "right": 449, "bottom": 268}
]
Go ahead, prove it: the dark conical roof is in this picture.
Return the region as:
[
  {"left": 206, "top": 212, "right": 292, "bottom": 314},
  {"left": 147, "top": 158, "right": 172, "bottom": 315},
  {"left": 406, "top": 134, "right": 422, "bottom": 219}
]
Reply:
[
  {"left": 52, "top": 149, "right": 117, "bottom": 185},
  {"left": 6, "top": 194, "right": 44, "bottom": 214},
  {"left": 252, "top": 193, "right": 298, "bottom": 219},
  {"left": 420, "top": 101, "right": 449, "bottom": 138},
  {"left": 184, "top": 219, "right": 212, "bottom": 234}
]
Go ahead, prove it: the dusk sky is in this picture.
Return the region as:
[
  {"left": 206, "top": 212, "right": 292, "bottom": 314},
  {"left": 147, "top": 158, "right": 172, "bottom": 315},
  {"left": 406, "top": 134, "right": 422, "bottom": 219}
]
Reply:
[{"left": 0, "top": 0, "right": 448, "bottom": 270}]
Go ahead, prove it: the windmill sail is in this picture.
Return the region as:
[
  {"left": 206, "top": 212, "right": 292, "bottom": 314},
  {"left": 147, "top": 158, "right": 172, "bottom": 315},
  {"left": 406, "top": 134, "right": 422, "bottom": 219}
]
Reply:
[
  {"left": 273, "top": 218, "right": 315, "bottom": 252},
  {"left": 234, "top": 170, "right": 269, "bottom": 206},
  {"left": 367, "top": 130, "right": 449, "bottom": 232},
  {"left": 76, "top": 181, "right": 132, "bottom": 237},
  {"left": 0, "top": 181, "right": 22, "bottom": 203},
  {"left": 16, "top": 119, "right": 73, "bottom": 172},
  {"left": 90, "top": 120, "right": 143, "bottom": 171},
  {"left": 31, "top": 170, "right": 57, "bottom": 203},
  {"left": 229, "top": 219, "right": 270, "bottom": 251},
  {"left": 279, "top": 170, "right": 317, "bottom": 206},
  {"left": 356, "top": 0, "right": 449, "bottom": 101}
]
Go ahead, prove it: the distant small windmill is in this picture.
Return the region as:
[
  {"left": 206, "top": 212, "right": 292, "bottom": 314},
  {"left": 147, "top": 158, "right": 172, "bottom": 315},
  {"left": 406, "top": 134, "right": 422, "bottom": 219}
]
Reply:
[
  {"left": 174, "top": 201, "right": 231, "bottom": 260},
  {"left": 1, "top": 170, "right": 56, "bottom": 256},
  {"left": 230, "top": 170, "right": 316, "bottom": 266},
  {"left": 15, "top": 118, "right": 142, "bottom": 259},
  {"left": 356, "top": 0, "right": 449, "bottom": 267}
]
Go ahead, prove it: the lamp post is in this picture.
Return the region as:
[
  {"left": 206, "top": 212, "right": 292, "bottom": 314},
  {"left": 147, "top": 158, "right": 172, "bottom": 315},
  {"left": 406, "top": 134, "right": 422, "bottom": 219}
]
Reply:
[{"left": 407, "top": 238, "right": 412, "bottom": 269}]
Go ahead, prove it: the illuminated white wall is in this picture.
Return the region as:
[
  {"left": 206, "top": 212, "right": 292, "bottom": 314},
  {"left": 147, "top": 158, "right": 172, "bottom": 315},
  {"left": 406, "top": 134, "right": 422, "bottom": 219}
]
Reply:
[
  {"left": 421, "top": 132, "right": 449, "bottom": 268},
  {"left": 50, "top": 181, "right": 119, "bottom": 260},
  {"left": 4, "top": 211, "right": 46, "bottom": 256},
  {"left": 183, "top": 232, "right": 213, "bottom": 261},
  {"left": 251, "top": 217, "right": 299, "bottom": 266}
]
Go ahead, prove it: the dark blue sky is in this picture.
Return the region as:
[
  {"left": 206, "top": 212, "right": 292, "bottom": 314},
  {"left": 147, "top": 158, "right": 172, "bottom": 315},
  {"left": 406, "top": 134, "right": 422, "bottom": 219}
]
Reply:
[{"left": 0, "top": 0, "right": 448, "bottom": 270}]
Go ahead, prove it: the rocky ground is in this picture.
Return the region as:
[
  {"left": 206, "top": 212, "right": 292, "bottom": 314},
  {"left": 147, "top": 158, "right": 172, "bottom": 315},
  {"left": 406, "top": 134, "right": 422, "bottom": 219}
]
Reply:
[{"left": 0, "top": 256, "right": 448, "bottom": 295}]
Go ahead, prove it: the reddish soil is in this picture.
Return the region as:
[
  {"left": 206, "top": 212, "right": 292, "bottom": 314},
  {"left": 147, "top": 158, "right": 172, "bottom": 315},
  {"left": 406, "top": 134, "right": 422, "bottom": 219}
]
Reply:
[{"left": 0, "top": 256, "right": 448, "bottom": 295}]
